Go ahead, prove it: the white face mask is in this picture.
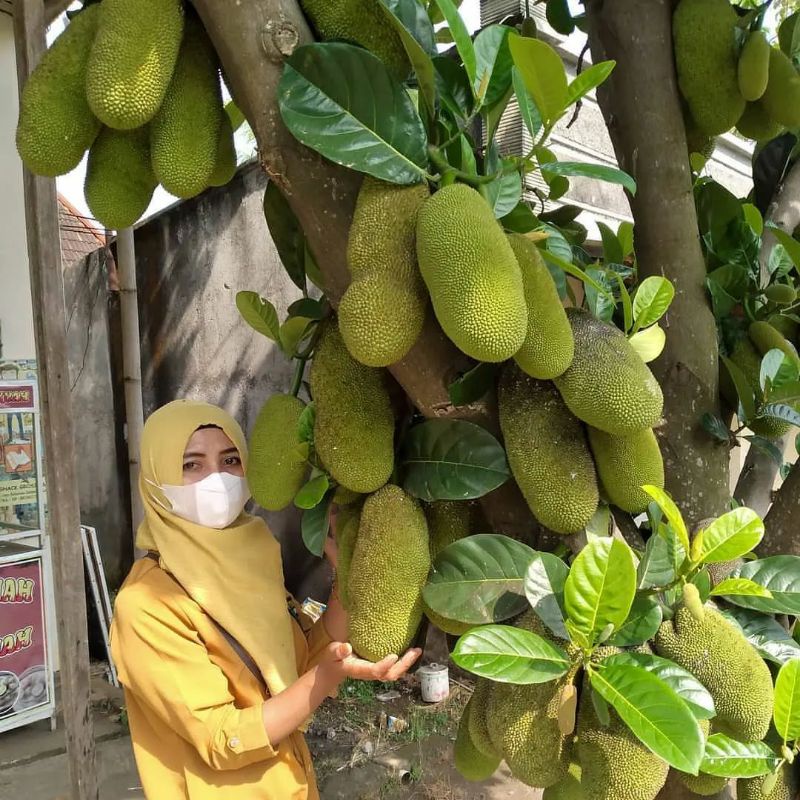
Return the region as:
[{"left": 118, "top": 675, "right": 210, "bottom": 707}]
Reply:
[{"left": 158, "top": 472, "right": 251, "bottom": 529}]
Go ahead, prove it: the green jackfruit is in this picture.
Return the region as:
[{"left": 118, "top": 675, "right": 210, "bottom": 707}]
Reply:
[
  {"left": 310, "top": 320, "right": 395, "bottom": 493},
  {"left": 749, "top": 320, "right": 800, "bottom": 368},
  {"left": 739, "top": 763, "right": 798, "bottom": 800},
  {"left": 426, "top": 500, "right": 480, "bottom": 561},
  {"left": 767, "top": 313, "right": 799, "bottom": 341},
  {"left": 761, "top": 48, "right": 800, "bottom": 129},
  {"left": 677, "top": 720, "right": 729, "bottom": 796},
  {"left": 416, "top": 184, "right": 527, "bottom": 362},
  {"left": 673, "top": 0, "right": 745, "bottom": 136},
  {"left": 299, "top": 0, "right": 410, "bottom": 80},
  {"left": 654, "top": 604, "right": 774, "bottom": 741},
  {"left": 454, "top": 697, "right": 502, "bottom": 781},
  {"left": 778, "top": 12, "right": 799, "bottom": 57},
  {"left": 340, "top": 178, "right": 429, "bottom": 366},
  {"left": 334, "top": 504, "right": 360, "bottom": 609},
  {"left": 247, "top": 394, "right": 309, "bottom": 511},
  {"left": 587, "top": 427, "right": 664, "bottom": 514},
  {"left": 84, "top": 126, "right": 157, "bottom": 230},
  {"left": 468, "top": 679, "right": 502, "bottom": 760},
  {"left": 542, "top": 764, "right": 584, "bottom": 800},
  {"left": 86, "top": 0, "right": 184, "bottom": 130},
  {"left": 684, "top": 108, "right": 716, "bottom": 158},
  {"left": 499, "top": 366, "right": 599, "bottom": 534},
  {"left": 554, "top": 309, "right": 664, "bottom": 435},
  {"left": 16, "top": 6, "right": 101, "bottom": 177},
  {"left": 508, "top": 233, "right": 574, "bottom": 379},
  {"left": 765, "top": 284, "right": 798, "bottom": 305},
  {"left": 348, "top": 485, "right": 429, "bottom": 661},
  {"left": 576, "top": 681, "right": 669, "bottom": 800},
  {"left": 208, "top": 111, "right": 237, "bottom": 187},
  {"left": 739, "top": 31, "right": 771, "bottom": 102},
  {"left": 150, "top": 15, "right": 223, "bottom": 198},
  {"left": 422, "top": 602, "right": 472, "bottom": 635},
  {"left": 737, "top": 102, "right": 784, "bottom": 142}
]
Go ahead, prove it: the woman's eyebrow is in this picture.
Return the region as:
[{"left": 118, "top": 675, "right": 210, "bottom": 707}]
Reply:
[
  {"left": 220, "top": 447, "right": 239, "bottom": 456},
  {"left": 182, "top": 451, "right": 205, "bottom": 459}
]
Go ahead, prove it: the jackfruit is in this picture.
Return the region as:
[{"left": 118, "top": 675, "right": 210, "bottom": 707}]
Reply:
[
  {"left": 654, "top": 604, "right": 774, "bottom": 741},
  {"left": 299, "top": 0, "right": 410, "bottom": 80},
  {"left": 767, "top": 313, "right": 798, "bottom": 341},
  {"left": 208, "top": 111, "right": 237, "bottom": 187},
  {"left": 333, "top": 486, "right": 361, "bottom": 506},
  {"left": 554, "top": 309, "right": 664, "bottom": 435},
  {"left": 348, "top": 485, "right": 429, "bottom": 661},
  {"left": 684, "top": 107, "right": 716, "bottom": 158},
  {"left": 16, "top": 6, "right": 102, "bottom": 177},
  {"left": 426, "top": 500, "right": 480, "bottom": 562},
  {"left": 738, "top": 31, "right": 771, "bottom": 102},
  {"left": 86, "top": 0, "right": 184, "bottom": 130},
  {"left": 576, "top": 679, "right": 669, "bottom": 800},
  {"left": 749, "top": 320, "right": 800, "bottom": 368},
  {"left": 468, "top": 679, "right": 502, "bottom": 760},
  {"left": 677, "top": 720, "right": 729, "bottom": 796},
  {"left": 498, "top": 366, "right": 599, "bottom": 534},
  {"left": 778, "top": 11, "right": 799, "bottom": 57},
  {"left": 765, "top": 285, "right": 797, "bottom": 305},
  {"left": 247, "top": 394, "right": 309, "bottom": 511},
  {"left": 737, "top": 102, "right": 784, "bottom": 142},
  {"left": 673, "top": 0, "right": 745, "bottom": 136},
  {"left": 508, "top": 233, "right": 574, "bottom": 379},
  {"left": 454, "top": 697, "right": 502, "bottom": 781},
  {"left": 542, "top": 764, "right": 584, "bottom": 800},
  {"left": 334, "top": 504, "right": 360, "bottom": 609},
  {"left": 150, "top": 15, "right": 223, "bottom": 198},
  {"left": 738, "top": 763, "right": 798, "bottom": 800},
  {"left": 310, "top": 320, "right": 395, "bottom": 493},
  {"left": 339, "top": 178, "right": 429, "bottom": 366},
  {"left": 422, "top": 602, "right": 472, "bottom": 635},
  {"left": 761, "top": 48, "right": 800, "bottom": 129},
  {"left": 416, "top": 184, "right": 527, "bottom": 363},
  {"left": 587, "top": 427, "right": 664, "bottom": 514}
]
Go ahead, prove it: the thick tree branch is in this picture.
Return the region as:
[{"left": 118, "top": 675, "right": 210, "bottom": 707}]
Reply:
[
  {"left": 584, "top": 0, "right": 729, "bottom": 526},
  {"left": 733, "top": 440, "right": 782, "bottom": 517},
  {"left": 763, "top": 457, "right": 800, "bottom": 556}
]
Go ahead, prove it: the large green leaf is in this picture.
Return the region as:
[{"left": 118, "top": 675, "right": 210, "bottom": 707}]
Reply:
[
  {"left": 524, "top": 552, "right": 570, "bottom": 639},
  {"left": 452, "top": 625, "right": 571, "bottom": 683},
  {"left": 236, "top": 291, "right": 280, "bottom": 342},
  {"left": 608, "top": 595, "right": 663, "bottom": 647},
  {"left": 759, "top": 402, "right": 800, "bottom": 427},
  {"left": 589, "top": 663, "right": 704, "bottom": 773},
  {"left": 730, "top": 556, "right": 800, "bottom": 614},
  {"left": 760, "top": 349, "right": 799, "bottom": 395},
  {"left": 632, "top": 276, "right": 675, "bottom": 332},
  {"left": 700, "top": 733, "right": 781, "bottom": 777},
  {"left": 774, "top": 658, "right": 800, "bottom": 742},
  {"left": 638, "top": 529, "right": 684, "bottom": 589},
  {"left": 540, "top": 161, "right": 637, "bottom": 196},
  {"left": 694, "top": 507, "right": 764, "bottom": 564},
  {"left": 721, "top": 355, "right": 758, "bottom": 422},
  {"left": 400, "top": 419, "right": 510, "bottom": 501},
  {"left": 564, "top": 537, "right": 637, "bottom": 645},
  {"left": 508, "top": 34, "right": 568, "bottom": 124},
  {"left": 432, "top": 0, "right": 476, "bottom": 87},
  {"left": 433, "top": 56, "right": 472, "bottom": 119},
  {"left": 382, "top": 0, "right": 436, "bottom": 55},
  {"left": 473, "top": 25, "right": 514, "bottom": 108},
  {"left": 597, "top": 221, "right": 623, "bottom": 266},
  {"left": 263, "top": 182, "right": 306, "bottom": 292},
  {"left": 710, "top": 578, "right": 772, "bottom": 598},
  {"left": 642, "top": 486, "right": 691, "bottom": 556},
  {"left": 294, "top": 473, "right": 330, "bottom": 510},
  {"left": 424, "top": 534, "right": 535, "bottom": 623},
  {"left": 767, "top": 224, "right": 800, "bottom": 271},
  {"left": 483, "top": 165, "right": 523, "bottom": 218},
  {"left": 511, "top": 65, "right": 543, "bottom": 139},
  {"left": 629, "top": 325, "right": 666, "bottom": 364},
  {"left": 279, "top": 43, "right": 428, "bottom": 184},
  {"left": 565, "top": 60, "right": 616, "bottom": 106},
  {"left": 301, "top": 488, "right": 333, "bottom": 556},
  {"left": 721, "top": 607, "right": 800, "bottom": 666},
  {"left": 448, "top": 362, "right": 498, "bottom": 406},
  {"left": 546, "top": 0, "right": 574, "bottom": 35}
]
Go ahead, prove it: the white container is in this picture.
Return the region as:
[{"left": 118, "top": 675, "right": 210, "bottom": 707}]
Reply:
[{"left": 418, "top": 662, "right": 449, "bottom": 703}]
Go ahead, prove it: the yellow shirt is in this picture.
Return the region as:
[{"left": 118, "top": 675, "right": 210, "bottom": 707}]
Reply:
[{"left": 110, "top": 559, "right": 332, "bottom": 800}]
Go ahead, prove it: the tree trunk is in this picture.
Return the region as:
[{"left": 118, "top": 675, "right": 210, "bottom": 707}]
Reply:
[
  {"left": 734, "top": 438, "right": 783, "bottom": 517},
  {"left": 763, "top": 459, "right": 800, "bottom": 556},
  {"left": 584, "top": 0, "right": 729, "bottom": 527}
]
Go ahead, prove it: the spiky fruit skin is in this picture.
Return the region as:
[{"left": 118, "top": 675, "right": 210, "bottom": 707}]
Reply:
[
  {"left": 334, "top": 504, "right": 360, "bottom": 610},
  {"left": 508, "top": 233, "right": 574, "bottom": 379},
  {"left": 738, "top": 763, "right": 798, "bottom": 800},
  {"left": 310, "top": 321, "right": 394, "bottom": 493},
  {"left": 454, "top": 697, "right": 501, "bottom": 781},
  {"left": 150, "top": 16, "right": 223, "bottom": 198},
  {"left": 542, "top": 764, "right": 583, "bottom": 800},
  {"left": 762, "top": 48, "right": 800, "bottom": 128},
  {"left": 348, "top": 487, "right": 429, "bottom": 661},
  {"left": 247, "top": 394, "right": 308, "bottom": 511},
  {"left": 426, "top": 500, "right": 479, "bottom": 561},
  {"left": 299, "top": 0, "right": 410, "bottom": 80},
  {"left": 654, "top": 605, "right": 774, "bottom": 741},
  {"left": 84, "top": 126, "right": 157, "bottom": 230},
  {"left": 739, "top": 31, "right": 771, "bottom": 102},
  {"left": 208, "top": 111, "right": 237, "bottom": 187},
  {"left": 422, "top": 602, "right": 472, "bottom": 635},
  {"left": 468, "top": 679, "right": 502, "bottom": 760},
  {"left": 737, "top": 102, "right": 784, "bottom": 142},
  {"left": 679, "top": 772, "right": 729, "bottom": 796},
  {"left": 499, "top": 366, "right": 599, "bottom": 534},
  {"left": 749, "top": 321, "right": 800, "bottom": 368},
  {"left": 554, "top": 309, "right": 664, "bottom": 435},
  {"left": 587, "top": 427, "right": 664, "bottom": 514},
  {"left": 416, "top": 184, "right": 527, "bottom": 362},
  {"left": 673, "top": 0, "right": 745, "bottom": 136},
  {"left": 340, "top": 178, "right": 429, "bottom": 366},
  {"left": 86, "top": 0, "right": 184, "bottom": 130},
  {"left": 576, "top": 682, "right": 669, "bottom": 800},
  {"left": 16, "top": 6, "right": 102, "bottom": 177}
]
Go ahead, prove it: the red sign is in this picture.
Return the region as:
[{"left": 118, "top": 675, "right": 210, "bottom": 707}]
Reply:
[
  {"left": 0, "top": 387, "right": 34, "bottom": 411},
  {"left": 0, "top": 559, "right": 50, "bottom": 718}
]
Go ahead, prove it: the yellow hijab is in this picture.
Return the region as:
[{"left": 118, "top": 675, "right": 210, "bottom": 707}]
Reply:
[{"left": 136, "top": 400, "right": 299, "bottom": 698}]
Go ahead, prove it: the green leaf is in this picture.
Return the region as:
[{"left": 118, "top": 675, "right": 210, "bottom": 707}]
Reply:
[
  {"left": 774, "top": 658, "right": 800, "bottom": 741},
  {"left": 701, "top": 412, "right": 732, "bottom": 443},
  {"left": 224, "top": 99, "right": 246, "bottom": 132},
  {"left": 642, "top": 486, "right": 691, "bottom": 557},
  {"left": 721, "top": 356, "right": 758, "bottom": 422},
  {"left": 711, "top": 578, "right": 773, "bottom": 598},
  {"left": 432, "top": 0, "right": 476, "bottom": 88},
  {"left": 730, "top": 556, "right": 800, "bottom": 614},
  {"left": 508, "top": 34, "right": 568, "bottom": 124},
  {"left": 400, "top": 419, "right": 510, "bottom": 501},
  {"left": 759, "top": 402, "right": 800, "bottom": 427},
  {"left": 546, "top": 0, "right": 575, "bottom": 35},
  {"left": 597, "top": 221, "right": 623, "bottom": 266},
  {"left": 760, "top": 349, "right": 799, "bottom": 395},
  {"left": 434, "top": 56, "right": 472, "bottom": 119},
  {"left": 279, "top": 43, "right": 428, "bottom": 184},
  {"left": 700, "top": 733, "right": 781, "bottom": 778},
  {"left": 765, "top": 379, "right": 800, "bottom": 406},
  {"left": 483, "top": 166, "right": 523, "bottom": 218},
  {"left": 304, "top": 242, "right": 324, "bottom": 290},
  {"left": 722, "top": 607, "right": 800, "bottom": 666},
  {"left": 742, "top": 203, "right": 764, "bottom": 236},
  {"left": 608, "top": 595, "right": 663, "bottom": 647},
  {"left": 632, "top": 276, "right": 675, "bottom": 331},
  {"left": 294, "top": 473, "right": 330, "bottom": 510},
  {"left": 638, "top": 530, "right": 683, "bottom": 589},
  {"left": 540, "top": 161, "right": 637, "bottom": 196},
  {"left": 287, "top": 297, "right": 326, "bottom": 320},
  {"left": 524, "top": 552, "right": 570, "bottom": 639},
  {"left": 512, "top": 66, "right": 543, "bottom": 139},
  {"left": 743, "top": 435, "right": 785, "bottom": 467},
  {"left": 629, "top": 325, "right": 666, "bottom": 363},
  {"left": 613, "top": 272, "right": 633, "bottom": 335},
  {"left": 424, "top": 534, "right": 535, "bottom": 623},
  {"left": 301, "top": 489, "right": 333, "bottom": 556},
  {"left": 473, "top": 25, "right": 514, "bottom": 107},
  {"left": 452, "top": 624, "right": 570, "bottom": 683},
  {"left": 564, "top": 537, "right": 637, "bottom": 645},
  {"left": 448, "top": 362, "right": 498, "bottom": 406},
  {"left": 767, "top": 223, "right": 800, "bottom": 271},
  {"left": 279, "top": 316, "right": 314, "bottom": 357},
  {"left": 589, "top": 663, "right": 704, "bottom": 773},
  {"left": 585, "top": 267, "right": 616, "bottom": 323},
  {"left": 382, "top": 0, "right": 436, "bottom": 54},
  {"left": 263, "top": 182, "right": 306, "bottom": 292},
  {"left": 696, "top": 181, "right": 742, "bottom": 238},
  {"left": 236, "top": 291, "right": 280, "bottom": 342},
  {"left": 297, "top": 402, "right": 315, "bottom": 444},
  {"left": 586, "top": 504, "right": 611, "bottom": 538},
  {"left": 540, "top": 248, "right": 616, "bottom": 302},
  {"left": 601, "top": 652, "right": 716, "bottom": 720},
  {"left": 691, "top": 568, "right": 712, "bottom": 603},
  {"left": 565, "top": 60, "right": 616, "bottom": 106},
  {"left": 694, "top": 507, "right": 764, "bottom": 564},
  {"left": 484, "top": 84, "right": 515, "bottom": 144},
  {"left": 501, "top": 200, "right": 538, "bottom": 234},
  {"left": 618, "top": 220, "right": 634, "bottom": 258}
]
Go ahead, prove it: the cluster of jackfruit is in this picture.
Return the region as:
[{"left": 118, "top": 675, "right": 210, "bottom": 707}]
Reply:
[{"left": 16, "top": 1, "right": 237, "bottom": 230}]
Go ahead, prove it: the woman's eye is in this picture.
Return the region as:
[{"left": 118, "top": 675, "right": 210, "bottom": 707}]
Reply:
[
  {"left": 225, "top": 456, "right": 241, "bottom": 466},
  {"left": 183, "top": 462, "right": 198, "bottom": 471}
]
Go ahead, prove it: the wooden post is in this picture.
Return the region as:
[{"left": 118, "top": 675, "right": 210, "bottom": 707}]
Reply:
[{"left": 12, "top": 2, "right": 99, "bottom": 799}]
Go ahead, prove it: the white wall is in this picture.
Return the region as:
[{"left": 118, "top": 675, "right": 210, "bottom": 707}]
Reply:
[{"left": 0, "top": 13, "right": 35, "bottom": 362}]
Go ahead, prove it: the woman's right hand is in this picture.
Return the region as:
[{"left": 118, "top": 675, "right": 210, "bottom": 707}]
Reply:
[{"left": 320, "top": 642, "right": 422, "bottom": 687}]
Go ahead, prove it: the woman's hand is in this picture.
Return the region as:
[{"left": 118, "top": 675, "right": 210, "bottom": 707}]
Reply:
[{"left": 319, "top": 642, "right": 422, "bottom": 687}]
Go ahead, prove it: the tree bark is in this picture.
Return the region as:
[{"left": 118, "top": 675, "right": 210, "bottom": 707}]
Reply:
[
  {"left": 734, "top": 437, "right": 784, "bottom": 516},
  {"left": 758, "top": 160, "right": 800, "bottom": 283},
  {"left": 763, "top": 458, "right": 800, "bottom": 556},
  {"left": 584, "top": 0, "right": 729, "bottom": 527}
]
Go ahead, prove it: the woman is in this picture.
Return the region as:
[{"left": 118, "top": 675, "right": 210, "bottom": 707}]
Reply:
[{"left": 110, "top": 400, "right": 420, "bottom": 799}]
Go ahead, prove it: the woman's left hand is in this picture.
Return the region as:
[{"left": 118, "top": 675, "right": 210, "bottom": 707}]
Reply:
[{"left": 323, "top": 505, "right": 339, "bottom": 571}]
